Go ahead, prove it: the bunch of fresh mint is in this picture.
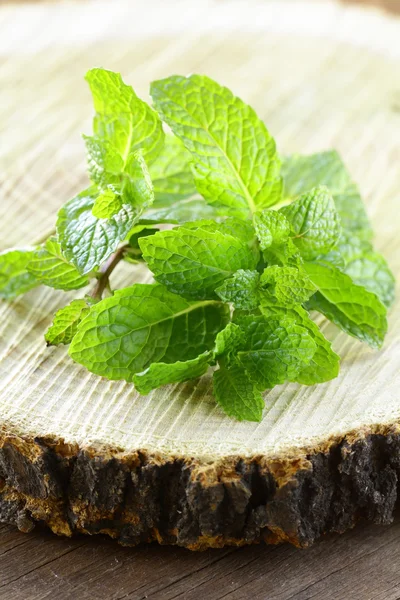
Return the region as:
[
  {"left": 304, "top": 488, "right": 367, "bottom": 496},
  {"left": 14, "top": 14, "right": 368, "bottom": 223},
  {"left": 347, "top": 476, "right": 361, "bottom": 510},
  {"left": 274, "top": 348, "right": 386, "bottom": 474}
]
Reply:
[{"left": 0, "top": 69, "right": 395, "bottom": 421}]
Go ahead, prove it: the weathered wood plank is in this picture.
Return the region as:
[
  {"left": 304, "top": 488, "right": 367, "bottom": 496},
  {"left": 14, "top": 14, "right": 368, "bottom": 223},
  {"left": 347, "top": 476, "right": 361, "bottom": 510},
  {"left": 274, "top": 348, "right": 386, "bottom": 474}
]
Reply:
[
  {"left": 2, "top": 520, "right": 400, "bottom": 599},
  {"left": 0, "top": 530, "right": 88, "bottom": 589},
  {"left": 182, "top": 523, "right": 400, "bottom": 600},
  {"left": 0, "top": 526, "right": 235, "bottom": 599}
]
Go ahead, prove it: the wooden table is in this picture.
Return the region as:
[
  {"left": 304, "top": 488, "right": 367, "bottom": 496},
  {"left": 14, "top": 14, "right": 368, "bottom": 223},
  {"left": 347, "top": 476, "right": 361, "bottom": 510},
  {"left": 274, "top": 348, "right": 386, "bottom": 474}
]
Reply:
[
  {"left": 1, "top": 0, "right": 400, "bottom": 598},
  {"left": 3, "top": 518, "right": 400, "bottom": 599}
]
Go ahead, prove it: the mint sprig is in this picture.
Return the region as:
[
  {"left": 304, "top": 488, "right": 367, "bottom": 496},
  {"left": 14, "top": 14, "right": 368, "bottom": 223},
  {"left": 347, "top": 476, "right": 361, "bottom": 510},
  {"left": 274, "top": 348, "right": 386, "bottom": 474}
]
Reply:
[{"left": 0, "top": 69, "right": 395, "bottom": 422}]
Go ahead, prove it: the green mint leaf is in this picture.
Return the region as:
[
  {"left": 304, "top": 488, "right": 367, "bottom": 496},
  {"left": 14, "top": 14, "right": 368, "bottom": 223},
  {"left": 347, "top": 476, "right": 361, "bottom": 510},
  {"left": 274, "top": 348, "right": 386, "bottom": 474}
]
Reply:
[
  {"left": 235, "top": 315, "right": 316, "bottom": 389},
  {"left": 282, "top": 151, "right": 372, "bottom": 240},
  {"left": 92, "top": 188, "right": 122, "bottom": 219},
  {"left": 92, "top": 152, "right": 155, "bottom": 221},
  {"left": 57, "top": 188, "right": 141, "bottom": 275},
  {"left": 84, "top": 135, "right": 124, "bottom": 188},
  {"left": 88, "top": 140, "right": 155, "bottom": 222},
  {"left": 124, "top": 225, "right": 160, "bottom": 263},
  {"left": 260, "top": 305, "right": 339, "bottom": 384},
  {"left": 259, "top": 265, "right": 317, "bottom": 307},
  {"left": 214, "top": 322, "right": 246, "bottom": 360},
  {"left": 139, "top": 220, "right": 259, "bottom": 300},
  {"left": 27, "top": 237, "right": 89, "bottom": 290},
  {"left": 142, "top": 197, "right": 218, "bottom": 225},
  {"left": 214, "top": 217, "right": 257, "bottom": 244},
  {"left": 315, "top": 249, "right": 345, "bottom": 269},
  {"left": 133, "top": 351, "right": 211, "bottom": 395},
  {"left": 148, "top": 135, "right": 196, "bottom": 205},
  {"left": 304, "top": 261, "right": 387, "bottom": 349},
  {"left": 122, "top": 150, "right": 155, "bottom": 207},
  {"left": 338, "top": 236, "right": 395, "bottom": 308},
  {"left": 253, "top": 210, "right": 290, "bottom": 250},
  {"left": 69, "top": 283, "right": 229, "bottom": 380},
  {"left": 0, "top": 248, "right": 39, "bottom": 300},
  {"left": 262, "top": 237, "right": 300, "bottom": 267},
  {"left": 280, "top": 186, "right": 341, "bottom": 260},
  {"left": 86, "top": 68, "right": 164, "bottom": 166},
  {"left": 150, "top": 74, "right": 281, "bottom": 217},
  {"left": 253, "top": 211, "right": 301, "bottom": 268},
  {"left": 215, "top": 270, "right": 260, "bottom": 310},
  {"left": 128, "top": 225, "right": 159, "bottom": 250},
  {"left": 45, "top": 299, "right": 90, "bottom": 346},
  {"left": 213, "top": 363, "right": 264, "bottom": 422}
]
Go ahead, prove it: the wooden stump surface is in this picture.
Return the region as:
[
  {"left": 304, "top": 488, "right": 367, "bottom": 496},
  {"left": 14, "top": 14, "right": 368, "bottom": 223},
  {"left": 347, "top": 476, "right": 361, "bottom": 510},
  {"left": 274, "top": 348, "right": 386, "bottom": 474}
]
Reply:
[
  {"left": 0, "top": 0, "right": 400, "bottom": 555},
  {"left": 1, "top": 0, "right": 399, "bottom": 461}
]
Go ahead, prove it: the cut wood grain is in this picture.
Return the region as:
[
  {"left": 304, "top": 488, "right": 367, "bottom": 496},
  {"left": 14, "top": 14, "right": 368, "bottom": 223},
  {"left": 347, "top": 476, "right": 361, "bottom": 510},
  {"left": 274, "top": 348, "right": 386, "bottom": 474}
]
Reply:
[{"left": 1, "top": 0, "right": 400, "bottom": 551}]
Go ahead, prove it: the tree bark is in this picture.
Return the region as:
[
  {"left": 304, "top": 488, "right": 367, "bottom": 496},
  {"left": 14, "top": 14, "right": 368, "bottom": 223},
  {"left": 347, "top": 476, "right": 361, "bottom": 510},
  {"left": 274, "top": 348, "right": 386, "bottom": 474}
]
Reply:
[{"left": 1, "top": 425, "right": 399, "bottom": 550}]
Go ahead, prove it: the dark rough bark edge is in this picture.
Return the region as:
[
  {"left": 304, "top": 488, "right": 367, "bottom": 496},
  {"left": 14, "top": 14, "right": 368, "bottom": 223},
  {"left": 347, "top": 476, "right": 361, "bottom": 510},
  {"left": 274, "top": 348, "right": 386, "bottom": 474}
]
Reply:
[{"left": 1, "top": 422, "right": 400, "bottom": 550}]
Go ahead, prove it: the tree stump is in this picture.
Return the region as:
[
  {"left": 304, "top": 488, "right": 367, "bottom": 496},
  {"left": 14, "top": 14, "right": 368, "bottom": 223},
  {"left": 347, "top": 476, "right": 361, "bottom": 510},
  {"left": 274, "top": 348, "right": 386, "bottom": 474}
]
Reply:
[{"left": 1, "top": 0, "right": 399, "bottom": 549}]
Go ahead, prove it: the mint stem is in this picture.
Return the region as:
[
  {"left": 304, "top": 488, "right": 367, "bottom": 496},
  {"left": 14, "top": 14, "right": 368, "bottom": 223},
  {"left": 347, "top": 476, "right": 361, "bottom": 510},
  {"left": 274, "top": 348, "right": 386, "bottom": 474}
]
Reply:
[{"left": 90, "top": 244, "right": 129, "bottom": 301}]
